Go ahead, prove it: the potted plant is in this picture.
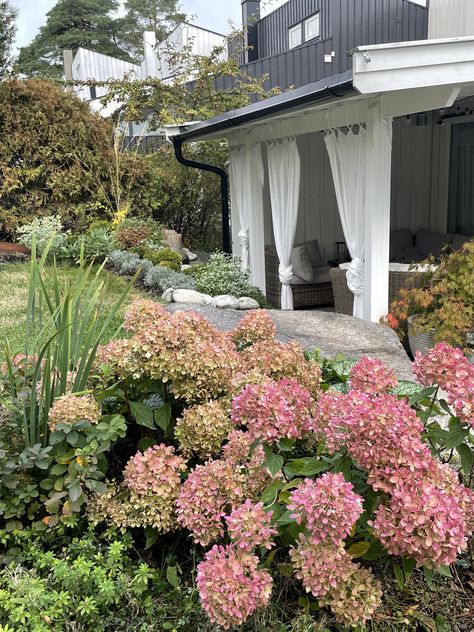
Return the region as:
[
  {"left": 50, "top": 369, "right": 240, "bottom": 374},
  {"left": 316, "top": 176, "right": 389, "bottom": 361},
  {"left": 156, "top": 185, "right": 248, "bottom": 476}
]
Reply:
[{"left": 385, "top": 240, "right": 474, "bottom": 357}]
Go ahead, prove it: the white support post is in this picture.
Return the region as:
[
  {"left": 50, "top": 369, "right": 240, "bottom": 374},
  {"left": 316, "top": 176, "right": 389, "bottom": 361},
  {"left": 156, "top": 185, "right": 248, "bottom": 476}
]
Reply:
[{"left": 363, "top": 102, "right": 393, "bottom": 323}]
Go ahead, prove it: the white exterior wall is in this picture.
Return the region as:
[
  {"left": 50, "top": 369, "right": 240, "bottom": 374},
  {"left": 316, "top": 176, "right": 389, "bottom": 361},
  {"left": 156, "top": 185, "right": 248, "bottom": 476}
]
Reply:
[
  {"left": 155, "top": 24, "right": 227, "bottom": 81},
  {"left": 72, "top": 47, "right": 140, "bottom": 101},
  {"left": 428, "top": 0, "right": 474, "bottom": 38}
]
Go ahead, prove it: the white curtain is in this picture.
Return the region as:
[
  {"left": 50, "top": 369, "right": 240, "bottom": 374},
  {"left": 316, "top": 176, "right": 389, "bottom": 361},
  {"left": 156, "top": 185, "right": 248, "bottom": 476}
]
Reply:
[
  {"left": 229, "top": 143, "right": 265, "bottom": 274},
  {"left": 324, "top": 125, "right": 369, "bottom": 319},
  {"left": 267, "top": 137, "right": 301, "bottom": 310}
]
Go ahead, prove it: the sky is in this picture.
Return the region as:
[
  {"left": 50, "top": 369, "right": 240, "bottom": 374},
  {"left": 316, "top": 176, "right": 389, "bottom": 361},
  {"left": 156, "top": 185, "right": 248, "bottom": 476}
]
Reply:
[{"left": 10, "top": 0, "right": 288, "bottom": 50}]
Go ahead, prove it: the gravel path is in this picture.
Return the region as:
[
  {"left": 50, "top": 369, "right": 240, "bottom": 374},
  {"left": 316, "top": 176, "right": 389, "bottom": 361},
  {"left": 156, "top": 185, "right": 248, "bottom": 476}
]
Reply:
[{"left": 165, "top": 305, "right": 413, "bottom": 380}]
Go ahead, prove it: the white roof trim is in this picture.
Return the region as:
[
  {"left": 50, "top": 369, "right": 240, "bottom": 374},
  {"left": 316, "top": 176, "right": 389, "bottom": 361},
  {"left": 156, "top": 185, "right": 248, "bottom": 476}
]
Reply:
[{"left": 353, "top": 37, "right": 474, "bottom": 93}]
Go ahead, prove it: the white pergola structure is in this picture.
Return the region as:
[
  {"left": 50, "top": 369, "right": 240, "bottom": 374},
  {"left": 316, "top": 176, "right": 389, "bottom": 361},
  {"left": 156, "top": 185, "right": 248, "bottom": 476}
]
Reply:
[{"left": 166, "top": 37, "right": 474, "bottom": 322}]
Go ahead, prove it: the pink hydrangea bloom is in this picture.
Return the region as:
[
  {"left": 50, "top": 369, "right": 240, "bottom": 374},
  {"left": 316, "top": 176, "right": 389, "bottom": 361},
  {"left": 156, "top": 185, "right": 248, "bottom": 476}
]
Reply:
[
  {"left": 315, "top": 391, "right": 430, "bottom": 476},
  {"left": 371, "top": 479, "right": 469, "bottom": 567},
  {"left": 231, "top": 377, "right": 313, "bottom": 443},
  {"left": 123, "top": 444, "right": 186, "bottom": 496},
  {"left": 413, "top": 343, "right": 474, "bottom": 426},
  {"left": 321, "top": 564, "right": 383, "bottom": 627},
  {"left": 231, "top": 310, "right": 277, "bottom": 345},
  {"left": 176, "top": 460, "right": 247, "bottom": 546},
  {"left": 290, "top": 535, "right": 353, "bottom": 598},
  {"left": 288, "top": 473, "right": 363, "bottom": 546},
  {"left": 196, "top": 545, "right": 273, "bottom": 629},
  {"left": 290, "top": 535, "right": 382, "bottom": 625},
  {"left": 349, "top": 357, "right": 398, "bottom": 396},
  {"left": 241, "top": 339, "right": 322, "bottom": 398},
  {"left": 225, "top": 500, "right": 277, "bottom": 551},
  {"left": 130, "top": 307, "right": 242, "bottom": 402}
]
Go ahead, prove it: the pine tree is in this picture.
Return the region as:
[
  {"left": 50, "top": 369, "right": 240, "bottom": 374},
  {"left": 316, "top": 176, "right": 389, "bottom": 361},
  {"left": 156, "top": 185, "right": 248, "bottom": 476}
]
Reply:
[
  {"left": 0, "top": 0, "right": 17, "bottom": 75},
  {"left": 16, "top": 0, "right": 130, "bottom": 78},
  {"left": 118, "top": 0, "right": 186, "bottom": 61}
]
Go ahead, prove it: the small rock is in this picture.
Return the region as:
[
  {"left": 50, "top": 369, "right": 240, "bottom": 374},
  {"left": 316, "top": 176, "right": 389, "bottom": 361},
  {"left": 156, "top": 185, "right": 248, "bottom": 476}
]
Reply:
[
  {"left": 214, "top": 295, "right": 240, "bottom": 310},
  {"left": 161, "top": 288, "right": 175, "bottom": 303},
  {"left": 183, "top": 248, "right": 198, "bottom": 262},
  {"left": 172, "top": 289, "right": 214, "bottom": 305},
  {"left": 238, "top": 297, "right": 260, "bottom": 310}
]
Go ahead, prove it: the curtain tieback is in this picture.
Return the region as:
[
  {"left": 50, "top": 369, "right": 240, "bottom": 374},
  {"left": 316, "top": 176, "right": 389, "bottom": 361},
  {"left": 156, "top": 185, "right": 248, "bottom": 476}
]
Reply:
[
  {"left": 346, "top": 258, "right": 365, "bottom": 296},
  {"left": 279, "top": 264, "right": 293, "bottom": 286},
  {"left": 238, "top": 228, "right": 249, "bottom": 249}
]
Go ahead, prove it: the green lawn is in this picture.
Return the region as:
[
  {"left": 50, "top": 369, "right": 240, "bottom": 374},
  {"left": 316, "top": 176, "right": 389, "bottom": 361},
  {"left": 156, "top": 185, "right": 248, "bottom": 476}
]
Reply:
[{"left": 0, "top": 262, "right": 142, "bottom": 355}]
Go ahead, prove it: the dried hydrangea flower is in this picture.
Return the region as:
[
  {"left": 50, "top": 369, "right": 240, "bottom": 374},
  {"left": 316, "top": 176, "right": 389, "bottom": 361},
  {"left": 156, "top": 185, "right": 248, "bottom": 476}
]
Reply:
[
  {"left": 231, "top": 310, "right": 277, "bottom": 346},
  {"left": 48, "top": 393, "right": 101, "bottom": 432},
  {"left": 175, "top": 399, "right": 232, "bottom": 459}
]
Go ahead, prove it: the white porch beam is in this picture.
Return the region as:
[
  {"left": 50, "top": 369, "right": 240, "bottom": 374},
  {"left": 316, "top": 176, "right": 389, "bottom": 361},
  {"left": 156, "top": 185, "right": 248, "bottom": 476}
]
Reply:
[
  {"left": 227, "top": 85, "right": 461, "bottom": 146},
  {"left": 363, "top": 102, "right": 393, "bottom": 323}
]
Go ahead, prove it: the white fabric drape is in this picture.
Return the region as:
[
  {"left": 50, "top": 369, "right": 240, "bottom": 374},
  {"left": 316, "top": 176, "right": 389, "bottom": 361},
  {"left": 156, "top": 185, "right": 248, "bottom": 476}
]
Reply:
[
  {"left": 324, "top": 125, "right": 369, "bottom": 319},
  {"left": 267, "top": 137, "right": 301, "bottom": 310},
  {"left": 247, "top": 143, "right": 266, "bottom": 290},
  {"left": 229, "top": 143, "right": 265, "bottom": 274}
]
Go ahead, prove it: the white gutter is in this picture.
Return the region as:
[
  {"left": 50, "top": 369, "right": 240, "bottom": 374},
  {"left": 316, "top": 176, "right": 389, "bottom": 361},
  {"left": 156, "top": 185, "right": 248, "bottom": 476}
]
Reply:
[{"left": 353, "top": 36, "right": 474, "bottom": 93}]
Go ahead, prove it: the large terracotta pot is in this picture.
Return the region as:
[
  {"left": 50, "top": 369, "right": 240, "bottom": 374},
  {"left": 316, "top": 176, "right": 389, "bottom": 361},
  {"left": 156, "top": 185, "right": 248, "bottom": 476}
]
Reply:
[{"left": 407, "top": 314, "right": 436, "bottom": 357}]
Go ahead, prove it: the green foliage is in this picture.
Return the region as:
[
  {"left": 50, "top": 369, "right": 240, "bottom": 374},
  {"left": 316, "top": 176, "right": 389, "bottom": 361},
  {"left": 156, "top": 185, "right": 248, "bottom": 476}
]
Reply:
[
  {"left": 0, "top": 78, "right": 163, "bottom": 236},
  {"left": 118, "top": 0, "right": 185, "bottom": 61},
  {"left": 62, "top": 227, "right": 118, "bottom": 263},
  {"left": 0, "top": 527, "right": 170, "bottom": 631},
  {"left": 15, "top": 0, "right": 130, "bottom": 78},
  {"left": 143, "top": 263, "right": 196, "bottom": 292},
  {"left": 92, "top": 37, "right": 280, "bottom": 250},
  {"left": 138, "top": 247, "right": 182, "bottom": 271},
  {"left": 193, "top": 252, "right": 269, "bottom": 306},
  {"left": 0, "top": 1, "right": 16, "bottom": 76},
  {"left": 17, "top": 215, "right": 68, "bottom": 257}
]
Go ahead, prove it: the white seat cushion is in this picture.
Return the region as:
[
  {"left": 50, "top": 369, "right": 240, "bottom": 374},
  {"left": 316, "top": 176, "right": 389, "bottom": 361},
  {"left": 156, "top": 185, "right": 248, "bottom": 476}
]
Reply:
[{"left": 290, "top": 245, "right": 314, "bottom": 283}]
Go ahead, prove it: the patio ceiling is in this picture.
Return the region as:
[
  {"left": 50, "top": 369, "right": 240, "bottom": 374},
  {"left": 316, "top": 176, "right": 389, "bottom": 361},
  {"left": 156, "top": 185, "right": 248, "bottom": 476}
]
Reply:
[{"left": 166, "top": 36, "right": 474, "bottom": 145}]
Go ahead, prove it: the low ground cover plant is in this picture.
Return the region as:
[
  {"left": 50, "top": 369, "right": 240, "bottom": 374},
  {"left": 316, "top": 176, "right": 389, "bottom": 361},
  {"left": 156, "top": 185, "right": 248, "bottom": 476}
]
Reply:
[
  {"left": 1, "top": 278, "right": 473, "bottom": 629},
  {"left": 189, "top": 252, "right": 271, "bottom": 306}
]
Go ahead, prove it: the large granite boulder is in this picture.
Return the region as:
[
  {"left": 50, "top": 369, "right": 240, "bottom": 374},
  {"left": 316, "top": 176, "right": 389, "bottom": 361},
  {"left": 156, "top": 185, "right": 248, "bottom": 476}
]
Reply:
[{"left": 164, "top": 304, "right": 413, "bottom": 380}]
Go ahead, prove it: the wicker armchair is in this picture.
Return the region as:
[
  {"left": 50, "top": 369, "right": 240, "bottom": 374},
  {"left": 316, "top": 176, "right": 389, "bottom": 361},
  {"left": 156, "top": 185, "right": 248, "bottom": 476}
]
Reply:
[
  {"left": 330, "top": 267, "right": 425, "bottom": 316},
  {"left": 265, "top": 246, "right": 334, "bottom": 309}
]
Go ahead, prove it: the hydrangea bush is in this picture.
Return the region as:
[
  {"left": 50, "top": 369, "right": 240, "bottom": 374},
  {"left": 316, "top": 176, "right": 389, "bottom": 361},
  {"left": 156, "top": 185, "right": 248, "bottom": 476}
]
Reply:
[{"left": 1, "top": 302, "right": 473, "bottom": 629}]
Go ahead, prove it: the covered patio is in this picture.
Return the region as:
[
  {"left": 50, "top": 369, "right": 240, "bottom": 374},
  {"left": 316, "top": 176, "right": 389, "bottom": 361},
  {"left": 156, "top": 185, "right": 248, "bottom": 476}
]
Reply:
[{"left": 166, "top": 36, "right": 474, "bottom": 322}]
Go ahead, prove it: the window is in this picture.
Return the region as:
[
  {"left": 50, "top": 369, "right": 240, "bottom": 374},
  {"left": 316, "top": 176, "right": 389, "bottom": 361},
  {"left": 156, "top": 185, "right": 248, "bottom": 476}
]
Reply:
[
  {"left": 289, "top": 12, "right": 320, "bottom": 49},
  {"left": 305, "top": 13, "right": 320, "bottom": 41},
  {"left": 289, "top": 24, "right": 302, "bottom": 49}
]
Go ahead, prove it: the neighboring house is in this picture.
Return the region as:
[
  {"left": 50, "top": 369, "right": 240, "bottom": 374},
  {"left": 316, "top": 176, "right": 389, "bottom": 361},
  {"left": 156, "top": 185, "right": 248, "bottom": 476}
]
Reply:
[
  {"left": 65, "top": 23, "right": 227, "bottom": 140},
  {"left": 167, "top": 0, "right": 474, "bottom": 323}
]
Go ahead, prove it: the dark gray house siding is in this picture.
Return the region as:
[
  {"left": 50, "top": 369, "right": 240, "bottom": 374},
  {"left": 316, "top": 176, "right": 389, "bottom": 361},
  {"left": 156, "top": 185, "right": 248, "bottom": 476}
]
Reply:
[{"left": 219, "top": 0, "right": 428, "bottom": 93}]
